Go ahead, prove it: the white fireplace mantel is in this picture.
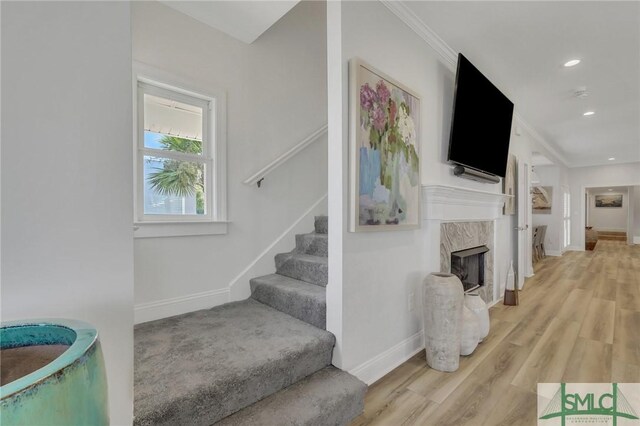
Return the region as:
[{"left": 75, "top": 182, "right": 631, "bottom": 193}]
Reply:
[
  {"left": 421, "top": 184, "right": 512, "bottom": 222},
  {"left": 421, "top": 184, "right": 512, "bottom": 303}
]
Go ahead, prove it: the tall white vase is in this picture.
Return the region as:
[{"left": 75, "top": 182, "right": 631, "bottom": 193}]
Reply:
[
  {"left": 422, "top": 273, "right": 464, "bottom": 372},
  {"left": 464, "top": 291, "right": 490, "bottom": 341}
]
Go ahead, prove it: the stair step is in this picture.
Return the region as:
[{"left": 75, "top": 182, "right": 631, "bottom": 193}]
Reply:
[
  {"left": 315, "top": 215, "right": 328, "bottom": 234},
  {"left": 251, "top": 274, "right": 326, "bottom": 329},
  {"left": 275, "top": 253, "right": 328, "bottom": 287},
  {"left": 133, "top": 299, "right": 334, "bottom": 426},
  {"left": 295, "top": 232, "right": 328, "bottom": 257},
  {"left": 597, "top": 231, "right": 627, "bottom": 241},
  {"left": 217, "top": 366, "right": 367, "bottom": 426}
]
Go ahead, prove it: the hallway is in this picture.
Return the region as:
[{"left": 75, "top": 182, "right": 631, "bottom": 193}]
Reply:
[{"left": 353, "top": 241, "right": 640, "bottom": 425}]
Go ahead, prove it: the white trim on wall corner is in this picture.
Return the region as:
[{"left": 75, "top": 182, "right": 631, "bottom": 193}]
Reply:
[
  {"left": 380, "top": 1, "right": 568, "bottom": 168},
  {"left": 487, "top": 299, "right": 501, "bottom": 309},
  {"left": 349, "top": 331, "right": 423, "bottom": 385},
  {"left": 565, "top": 245, "right": 585, "bottom": 252},
  {"left": 134, "top": 288, "right": 229, "bottom": 324},
  {"left": 380, "top": 1, "right": 456, "bottom": 69},
  {"left": 227, "top": 193, "right": 328, "bottom": 295},
  {"left": 633, "top": 236, "right": 640, "bottom": 245},
  {"left": 544, "top": 250, "right": 562, "bottom": 257},
  {"left": 512, "top": 115, "right": 569, "bottom": 167},
  {"left": 350, "top": 299, "right": 505, "bottom": 386},
  {"left": 135, "top": 194, "right": 328, "bottom": 324}
]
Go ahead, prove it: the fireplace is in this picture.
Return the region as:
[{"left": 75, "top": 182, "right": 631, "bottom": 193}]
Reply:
[
  {"left": 424, "top": 184, "right": 510, "bottom": 304},
  {"left": 439, "top": 221, "right": 494, "bottom": 302},
  {"left": 451, "top": 245, "right": 489, "bottom": 293}
]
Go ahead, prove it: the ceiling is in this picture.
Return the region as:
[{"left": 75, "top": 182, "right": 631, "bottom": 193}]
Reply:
[
  {"left": 405, "top": 1, "right": 640, "bottom": 168},
  {"left": 160, "top": 1, "right": 299, "bottom": 44},
  {"left": 531, "top": 152, "right": 554, "bottom": 167}
]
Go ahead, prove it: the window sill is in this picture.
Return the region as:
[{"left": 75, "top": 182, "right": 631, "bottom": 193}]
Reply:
[{"left": 133, "top": 221, "right": 229, "bottom": 238}]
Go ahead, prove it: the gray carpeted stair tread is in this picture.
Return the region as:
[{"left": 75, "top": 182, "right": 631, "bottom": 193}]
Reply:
[
  {"left": 314, "top": 216, "right": 328, "bottom": 234},
  {"left": 217, "top": 366, "right": 367, "bottom": 426},
  {"left": 133, "top": 299, "right": 335, "bottom": 426},
  {"left": 250, "top": 273, "right": 326, "bottom": 329},
  {"left": 295, "top": 232, "right": 328, "bottom": 257},
  {"left": 275, "top": 252, "right": 328, "bottom": 286}
]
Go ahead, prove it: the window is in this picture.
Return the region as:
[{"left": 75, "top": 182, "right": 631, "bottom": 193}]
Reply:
[{"left": 134, "top": 67, "right": 226, "bottom": 237}]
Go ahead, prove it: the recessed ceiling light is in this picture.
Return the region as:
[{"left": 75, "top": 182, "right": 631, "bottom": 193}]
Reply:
[
  {"left": 608, "top": 157, "right": 615, "bottom": 161},
  {"left": 583, "top": 111, "right": 595, "bottom": 116},
  {"left": 564, "top": 59, "right": 581, "bottom": 67}
]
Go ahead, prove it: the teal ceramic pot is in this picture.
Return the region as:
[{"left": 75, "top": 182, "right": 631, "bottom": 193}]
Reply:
[{"left": 0, "top": 319, "right": 109, "bottom": 425}]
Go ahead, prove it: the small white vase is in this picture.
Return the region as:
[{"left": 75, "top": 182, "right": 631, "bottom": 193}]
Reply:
[
  {"left": 464, "top": 291, "right": 490, "bottom": 341},
  {"left": 460, "top": 305, "right": 480, "bottom": 356}
]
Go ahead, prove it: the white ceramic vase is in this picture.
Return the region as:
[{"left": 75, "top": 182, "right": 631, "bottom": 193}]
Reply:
[
  {"left": 460, "top": 305, "right": 480, "bottom": 356},
  {"left": 422, "top": 273, "right": 464, "bottom": 372},
  {"left": 464, "top": 291, "right": 490, "bottom": 341}
]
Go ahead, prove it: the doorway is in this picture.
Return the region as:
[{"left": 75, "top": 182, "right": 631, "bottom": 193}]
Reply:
[{"left": 584, "top": 185, "right": 640, "bottom": 247}]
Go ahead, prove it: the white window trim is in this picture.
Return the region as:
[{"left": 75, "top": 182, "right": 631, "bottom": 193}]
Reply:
[{"left": 133, "top": 62, "right": 228, "bottom": 238}]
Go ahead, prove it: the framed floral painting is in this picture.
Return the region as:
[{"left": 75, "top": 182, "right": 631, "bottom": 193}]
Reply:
[{"left": 349, "top": 58, "right": 421, "bottom": 232}]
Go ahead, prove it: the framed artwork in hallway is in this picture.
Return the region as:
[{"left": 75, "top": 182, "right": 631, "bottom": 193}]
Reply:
[
  {"left": 595, "top": 194, "right": 623, "bottom": 208},
  {"left": 532, "top": 185, "right": 553, "bottom": 214},
  {"left": 349, "top": 58, "right": 421, "bottom": 232}
]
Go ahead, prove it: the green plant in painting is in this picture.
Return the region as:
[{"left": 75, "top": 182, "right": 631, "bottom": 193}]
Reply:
[{"left": 147, "top": 136, "right": 205, "bottom": 214}]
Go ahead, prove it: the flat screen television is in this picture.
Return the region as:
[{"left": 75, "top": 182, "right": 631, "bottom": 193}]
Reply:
[{"left": 447, "top": 53, "right": 514, "bottom": 178}]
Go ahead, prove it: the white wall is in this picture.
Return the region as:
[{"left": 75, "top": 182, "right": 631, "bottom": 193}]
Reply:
[
  {"left": 532, "top": 165, "right": 570, "bottom": 255},
  {"left": 328, "top": 1, "right": 557, "bottom": 378},
  {"left": 628, "top": 187, "right": 636, "bottom": 244},
  {"left": 1, "top": 3, "right": 134, "bottom": 424},
  {"left": 132, "top": 1, "right": 328, "bottom": 319},
  {"left": 634, "top": 187, "right": 640, "bottom": 243},
  {"left": 587, "top": 188, "right": 628, "bottom": 232},
  {"left": 569, "top": 162, "right": 640, "bottom": 250}
]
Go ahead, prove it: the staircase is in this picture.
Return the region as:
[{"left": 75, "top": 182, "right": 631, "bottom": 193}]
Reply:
[
  {"left": 597, "top": 231, "right": 627, "bottom": 241},
  {"left": 134, "top": 216, "right": 366, "bottom": 426}
]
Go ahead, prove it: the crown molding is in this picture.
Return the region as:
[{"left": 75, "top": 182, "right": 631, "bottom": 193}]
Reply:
[
  {"left": 513, "top": 113, "right": 569, "bottom": 167},
  {"left": 381, "top": 0, "right": 569, "bottom": 168},
  {"left": 380, "top": 1, "right": 456, "bottom": 70}
]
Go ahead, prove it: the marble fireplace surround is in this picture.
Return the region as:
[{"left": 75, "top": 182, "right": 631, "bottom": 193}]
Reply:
[
  {"left": 441, "top": 221, "right": 494, "bottom": 302},
  {"left": 422, "top": 184, "right": 510, "bottom": 303}
]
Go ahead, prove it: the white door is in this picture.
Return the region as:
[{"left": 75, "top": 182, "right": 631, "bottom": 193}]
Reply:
[{"left": 516, "top": 159, "right": 531, "bottom": 290}]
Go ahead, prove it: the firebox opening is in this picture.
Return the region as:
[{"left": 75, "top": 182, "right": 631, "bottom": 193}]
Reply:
[{"left": 451, "top": 245, "right": 489, "bottom": 293}]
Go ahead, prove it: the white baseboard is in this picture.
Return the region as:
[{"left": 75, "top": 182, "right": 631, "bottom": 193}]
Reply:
[
  {"left": 134, "top": 288, "right": 229, "bottom": 324},
  {"left": 487, "top": 299, "right": 501, "bottom": 309},
  {"left": 633, "top": 236, "right": 640, "bottom": 245},
  {"left": 134, "top": 195, "right": 327, "bottom": 323},
  {"left": 349, "top": 331, "right": 423, "bottom": 385},
  {"left": 565, "top": 245, "right": 584, "bottom": 252},
  {"left": 228, "top": 194, "right": 328, "bottom": 301},
  {"left": 545, "top": 250, "right": 562, "bottom": 257}
]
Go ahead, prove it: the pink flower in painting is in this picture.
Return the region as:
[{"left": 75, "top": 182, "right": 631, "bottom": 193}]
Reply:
[
  {"left": 372, "top": 105, "right": 386, "bottom": 132},
  {"left": 360, "top": 83, "right": 376, "bottom": 111},
  {"left": 388, "top": 99, "right": 397, "bottom": 125},
  {"left": 376, "top": 81, "right": 390, "bottom": 105}
]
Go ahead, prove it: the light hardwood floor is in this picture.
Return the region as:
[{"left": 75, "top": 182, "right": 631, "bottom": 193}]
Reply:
[{"left": 351, "top": 240, "right": 640, "bottom": 426}]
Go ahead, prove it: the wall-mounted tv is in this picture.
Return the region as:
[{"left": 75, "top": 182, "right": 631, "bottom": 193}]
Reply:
[{"left": 447, "top": 54, "right": 514, "bottom": 178}]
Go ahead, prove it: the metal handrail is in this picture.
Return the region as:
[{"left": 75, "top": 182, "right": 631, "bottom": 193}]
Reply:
[{"left": 242, "top": 124, "right": 327, "bottom": 187}]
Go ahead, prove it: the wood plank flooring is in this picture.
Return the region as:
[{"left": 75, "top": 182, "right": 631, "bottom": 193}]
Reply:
[{"left": 351, "top": 240, "right": 640, "bottom": 426}]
